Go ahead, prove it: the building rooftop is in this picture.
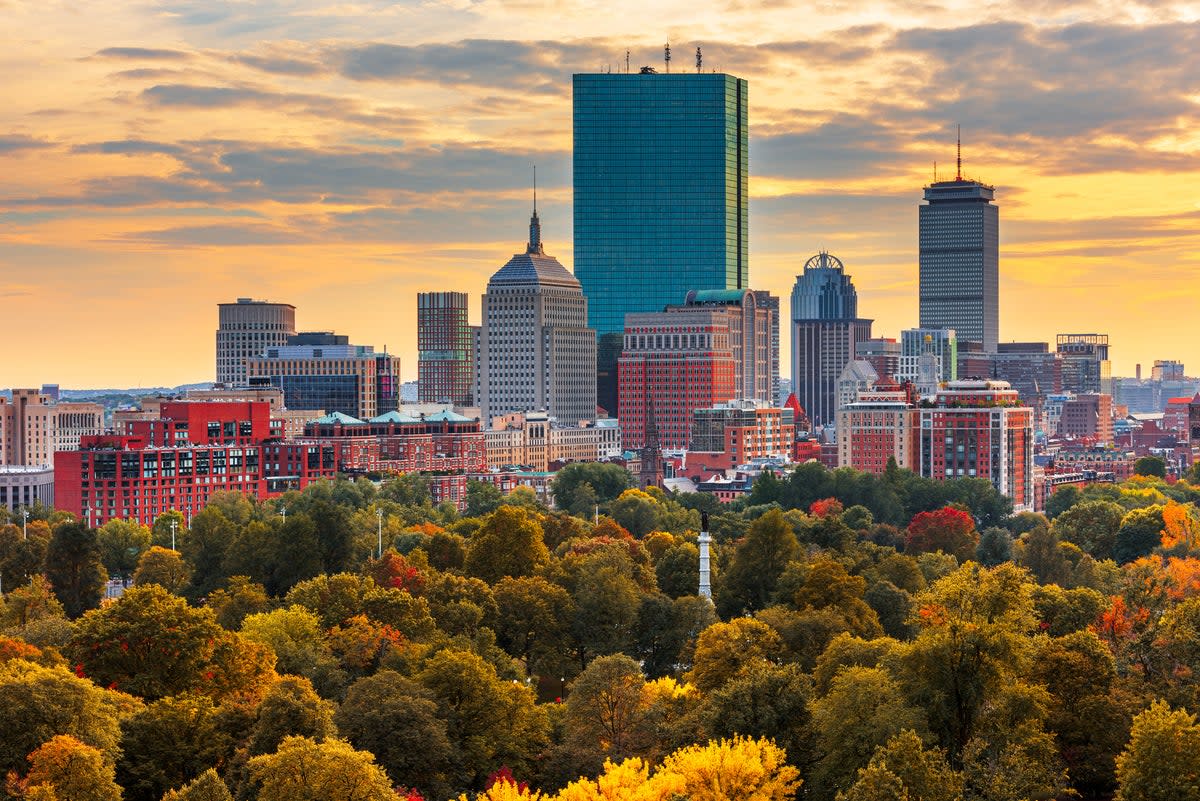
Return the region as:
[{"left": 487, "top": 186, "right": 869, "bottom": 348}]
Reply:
[
  {"left": 313, "top": 411, "right": 365, "bottom": 425},
  {"left": 488, "top": 211, "right": 580, "bottom": 290},
  {"left": 369, "top": 411, "right": 422, "bottom": 424}
]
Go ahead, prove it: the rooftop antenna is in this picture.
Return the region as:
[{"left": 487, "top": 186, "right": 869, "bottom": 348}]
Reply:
[
  {"left": 934, "top": 161, "right": 937, "bottom": 182},
  {"left": 696, "top": 46, "right": 702, "bottom": 73},
  {"left": 956, "top": 123, "right": 962, "bottom": 181},
  {"left": 532, "top": 165, "right": 537, "bottom": 213},
  {"left": 665, "top": 42, "right": 671, "bottom": 72},
  {"left": 626, "top": 49, "right": 630, "bottom": 73}
]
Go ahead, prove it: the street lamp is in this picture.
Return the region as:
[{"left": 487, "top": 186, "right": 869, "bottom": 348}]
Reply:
[
  {"left": 376, "top": 509, "right": 384, "bottom": 559},
  {"left": 21, "top": 509, "right": 29, "bottom": 541},
  {"left": 280, "top": 505, "right": 287, "bottom": 523},
  {"left": 169, "top": 519, "right": 178, "bottom": 551}
]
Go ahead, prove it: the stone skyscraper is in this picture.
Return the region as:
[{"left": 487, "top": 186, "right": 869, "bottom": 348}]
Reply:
[
  {"left": 918, "top": 140, "right": 999, "bottom": 352},
  {"left": 475, "top": 210, "right": 597, "bottom": 426},
  {"left": 573, "top": 69, "right": 749, "bottom": 413}
]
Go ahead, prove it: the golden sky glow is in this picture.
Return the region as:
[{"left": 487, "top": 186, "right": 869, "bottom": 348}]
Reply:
[{"left": 2, "top": 0, "right": 1199, "bottom": 387}]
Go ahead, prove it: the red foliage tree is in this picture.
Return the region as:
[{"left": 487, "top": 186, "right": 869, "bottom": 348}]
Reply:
[
  {"left": 809, "top": 498, "right": 844, "bottom": 519},
  {"left": 905, "top": 506, "right": 978, "bottom": 561}
]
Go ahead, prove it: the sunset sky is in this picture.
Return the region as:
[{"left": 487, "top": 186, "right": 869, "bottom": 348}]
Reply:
[{"left": 2, "top": 0, "right": 1199, "bottom": 388}]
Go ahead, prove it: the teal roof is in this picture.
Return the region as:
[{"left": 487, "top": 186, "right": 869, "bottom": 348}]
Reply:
[
  {"left": 425, "top": 410, "right": 474, "bottom": 423},
  {"left": 313, "top": 411, "right": 364, "bottom": 425},
  {"left": 686, "top": 289, "right": 749, "bottom": 305},
  {"left": 370, "top": 411, "right": 421, "bottom": 424}
]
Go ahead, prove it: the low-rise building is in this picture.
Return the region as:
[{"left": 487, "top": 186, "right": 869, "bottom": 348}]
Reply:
[
  {"left": 688, "top": 400, "right": 795, "bottom": 473},
  {"left": 0, "top": 465, "right": 54, "bottom": 512}
]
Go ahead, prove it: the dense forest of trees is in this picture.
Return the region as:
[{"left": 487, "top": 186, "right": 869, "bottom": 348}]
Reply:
[{"left": 5, "top": 459, "right": 1200, "bottom": 800}]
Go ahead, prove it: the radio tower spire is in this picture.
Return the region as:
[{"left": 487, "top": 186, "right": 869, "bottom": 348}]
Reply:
[{"left": 956, "top": 124, "right": 962, "bottom": 181}]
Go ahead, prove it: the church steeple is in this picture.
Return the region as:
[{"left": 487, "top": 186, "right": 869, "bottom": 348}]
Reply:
[{"left": 527, "top": 166, "right": 544, "bottom": 255}]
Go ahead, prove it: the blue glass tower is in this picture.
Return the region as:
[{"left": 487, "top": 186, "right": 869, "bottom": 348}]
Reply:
[{"left": 573, "top": 69, "right": 748, "bottom": 412}]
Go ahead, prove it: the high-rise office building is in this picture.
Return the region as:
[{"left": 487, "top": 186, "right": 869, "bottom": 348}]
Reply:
[
  {"left": 1057, "top": 334, "right": 1111, "bottom": 395},
  {"left": 790, "top": 252, "right": 873, "bottom": 428},
  {"left": 417, "top": 292, "right": 474, "bottom": 407},
  {"left": 217, "top": 298, "right": 297, "bottom": 386},
  {"left": 246, "top": 333, "right": 399, "bottom": 420},
  {"left": 574, "top": 69, "right": 749, "bottom": 413},
  {"left": 475, "top": 210, "right": 597, "bottom": 426},
  {"left": 919, "top": 151, "right": 999, "bottom": 352},
  {"left": 990, "top": 342, "right": 1063, "bottom": 406}
]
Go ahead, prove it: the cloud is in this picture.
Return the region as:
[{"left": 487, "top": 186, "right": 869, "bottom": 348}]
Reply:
[
  {"left": 229, "top": 52, "right": 326, "bottom": 77},
  {"left": 0, "top": 134, "right": 55, "bottom": 153},
  {"left": 93, "top": 47, "right": 191, "bottom": 60},
  {"left": 71, "top": 140, "right": 184, "bottom": 156},
  {"left": 117, "top": 223, "right": 309, "bottom": 247}
]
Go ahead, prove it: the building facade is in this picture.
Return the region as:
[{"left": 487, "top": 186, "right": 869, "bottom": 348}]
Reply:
[
  {"left": 417, "top": 291, "right": 474, "bottom": 407},
  {"left": 919, "top": 175, "right": 999, "bottom": 352},
  {"left": 0, "top": 390, "right": 105, "bottom": 467},
  {"left": 216, "top": 298, "right": 296, "bottom": 386},
  {"left": 837, "top": 384, "right": 920, "bottom": 474},
  {"left": 899, "top": 328, "right": 958, "bottom": 388},
  {"left": 680, "top": 289, "right": 779, "bottom": 403},
  {"left": 688, "top": 400, "right": 795, "bottom": 472},
  {"left": 990, "top": 342, "right": 1063, "bottom": 407},
  {"left": 618, "top": 309, "right": 738, "bottom": 450},
  {"left": 856, "top": 338, "right": 900, "bottom": 381},
  {"left": 573, "top": 70, "right": 748, "bottom": 413},
  {"left": 790, "top": 252, "right": 873, "bottom": 428},
  {"left": 55, "top": 401, "right": 338, "bottom": 527},
  {"left": 484, "top": 412, "right": 621, "bottom": 472},
  {"left": 1057, "top": 334, "right": 1112, "bottom": 395},
  {"left": 0, "top": 465, "right": 54, "bottom": 512},
  {"left": 474, "top": 212, "right": 597, "bottom": 427},
  {"left": 918, "top": 380, "right": 1034, "bottom": 511},
  {"left": 246, "top": 334, "right": 400, "bottom": 420}
]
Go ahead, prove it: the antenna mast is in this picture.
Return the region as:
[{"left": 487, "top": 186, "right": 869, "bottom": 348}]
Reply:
[
  {"left": 532, "top": 165, "right": 537, "bottom": 213},
  {"left": 696, "top": 46, "right": 702, "bottom": 73},
  {"left": 626, "top": 49, "right": 630, "bottom": 73},
  {"left": 664, "top": 42, "right": 671, "bottom": 72},
  {"left": 956, "top": 124, "right": 962, "bottom": 180}
]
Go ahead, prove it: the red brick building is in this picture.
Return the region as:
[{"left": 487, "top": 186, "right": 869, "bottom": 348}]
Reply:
[
  {"left": 918, "top": 380, "right": 1035, "bottom": 511},
  {"left": 618, "top": 311, "right": 737, "bottom": 450},
  {"left": 303, "top": 410, "right": 486, "bottom": 475}
]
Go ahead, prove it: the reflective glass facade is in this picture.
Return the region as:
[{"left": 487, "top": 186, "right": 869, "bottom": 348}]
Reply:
[{"left": 573, "top": 72, "right": 749, "bottom": 337}]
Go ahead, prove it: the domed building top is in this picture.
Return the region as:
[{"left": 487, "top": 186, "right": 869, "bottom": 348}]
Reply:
[
  {"left": 803, "top": 251, "right": 845, "bottom": 272},
  {"left": 488, "top": 210, "right": 581, "bottom": 290},
  {"left": 790, "top": 250, "right": 859, "bottom": 321}
]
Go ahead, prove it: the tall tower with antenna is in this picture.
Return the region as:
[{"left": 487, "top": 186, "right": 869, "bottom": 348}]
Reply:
[
  {"left": 919, "top": 125, "right": 999, "bottom": 353},
  {"left": 573, "top": 55, "right": 749, "bottom": 416},
  {"left": 664, "top": 42, "right": 671, "bottom": 72}
]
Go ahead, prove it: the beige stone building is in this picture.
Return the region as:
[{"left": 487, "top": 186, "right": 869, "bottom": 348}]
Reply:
[{"left": 0, "top": 389, "right": 104, "bottom": 467}]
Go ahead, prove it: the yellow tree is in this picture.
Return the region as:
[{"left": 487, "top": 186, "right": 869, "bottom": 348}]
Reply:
[
  {"left": 21, "top": 735, "right": 122, "bottom": 801},
  {"left": 248, "top": 736, "right": 399, "bottom": 801}
]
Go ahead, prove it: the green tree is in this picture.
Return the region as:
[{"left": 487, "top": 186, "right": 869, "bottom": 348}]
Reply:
[
  {"left": 0, "top": 520, "right": 50, "bottom": 591},
  {"left": 334, "top": 670, "right": 452, "bottom": 797},
  {"left": 150, "top": 511, "right": 187, "bottom": 551},
  {"left": 492, "top": 576, "right": 574, "bottom": 678},
  {"left": 811, "top": 667, "right": 928, "bottom": 799},
  {"left": 701, "top": 661, "right": 815, "bottom": 777},
  {"left": 974, "top": 527, "right": 1012, "bottom": 567},
  {"left": 205, "top": 576, "right": 272, "bottom": 630},
  {"left": 97, "top": 519, "right": 152, "bottom": 582},
  {"left": 633, "top": 593, "right": 716, "bottom": 679},
  {"left": 240, "top": 606, "right": 346, "bottom": 698},
  {"left": 1052, "top": 499, "right": 1126, "bottom": 560},
  {"left": 840, "top": 730, "right": 962, "bottom": 801},
  {"left": 463, "top": 480, "right": 503, "bottom": 518},
  {"left": 132, "top": 546, "right": 191, "bottom": 594},
  {"left": 248, "top": 676, "right": 337, "bottom": 756},
  {"left": 551, "top": 462, "right": 632, "bottom": 510},
  {"left": 609, "top": 489, "right": 664, "bottom": 538},
  {"left": 67, "top": 584, "right": 277, "bottom": 702},
  {"left": 379, "top": 473, "right": 433, "bottom": 507},
  {"left": 1134, "top": 456, "right": 1168, "bottom": 478},
  {"left": 116, "top": 693, "right": 231, "bottom": 801},
  {"left": 21, "top": 735, "right": 123, "bottom": 801},
  {"left": 463, "top": 506, "right": 550, "bottom": 584},
  {"left": 44, "top": 521, "right": 107, "bottom": 618},
  {"left": 162, "top": 769, "right": 234, "bottom": 801},
  {"left": 418, "top": 648, "right": 547, "bottom": 789},
  {"left": 0, "top": 659, "right": 136, "bottom": 777},
  {"left": 897, "top": 563, "right": 1035, "bottom": 764},
  {"left": 1114, "top": 506, "right": 1165, "bottom": 564},
  {"left": 248, "top": 736, "right": 399, "bottom": 801},
  {"left": 570, "top": 555, "right": 642, "bottom": 665},
  {"left": 564, "top": 654, "right": 648, "bottom": 766},
  {"left": 655, "top": 541, "right": 701, "bottom": 599},
  {"left": 1115, "top": 700, "right": 1200, "bottom": 801},
  {"left": 1044, "top": 484, "right": 1081, "bottom": 519},
  {"left": 716, "top": 509, "right": 798, "bottom": 617},
  {"left": 1017, "top": 524, "right": 1071, "bottom": 585},
  {"left": 181, "top": 507, "right": 239, "bottom": 597}
]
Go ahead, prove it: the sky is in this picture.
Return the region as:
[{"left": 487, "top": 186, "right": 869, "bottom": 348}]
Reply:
[{"left": 2, "top": 0, "right": 1199, "bottom": 388}]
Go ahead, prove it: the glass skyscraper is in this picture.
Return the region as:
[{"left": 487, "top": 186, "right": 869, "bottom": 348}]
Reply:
[
  {"left": 918, "top": 176, "right": 999, "bottom": 352},
  {"left": 573, "top": 70, "right": 748, "bottom": 413}
]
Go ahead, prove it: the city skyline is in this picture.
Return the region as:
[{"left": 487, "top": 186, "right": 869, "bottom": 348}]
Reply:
[{"left": 3, "top": 3, "right": 1199, "bottom": 385}]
